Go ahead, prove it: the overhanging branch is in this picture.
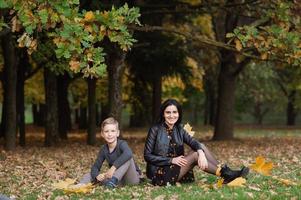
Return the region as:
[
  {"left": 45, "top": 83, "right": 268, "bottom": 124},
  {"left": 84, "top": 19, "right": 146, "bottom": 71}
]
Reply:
[{"left": 129, "top": 24, "right": 264, "bottom": 61}]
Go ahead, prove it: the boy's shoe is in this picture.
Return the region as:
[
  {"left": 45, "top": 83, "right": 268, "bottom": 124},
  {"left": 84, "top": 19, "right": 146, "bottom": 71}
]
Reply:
[{"left": 103, "top": 177, "right": 118, "bottom": 188}]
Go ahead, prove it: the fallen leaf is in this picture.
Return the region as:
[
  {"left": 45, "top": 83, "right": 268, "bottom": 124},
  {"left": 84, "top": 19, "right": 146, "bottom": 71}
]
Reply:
[
  {"left": 227, "top": 177, "right": 246, "bottom": 187},
  {"left": 250, "top": 156, "right": 273, "bottom": 176},
  {"left": 216, "top": 178, "right": 224, "bottom": 188},
  {"left": 272, "top": 176, "right": 297, "bottom": 186}
]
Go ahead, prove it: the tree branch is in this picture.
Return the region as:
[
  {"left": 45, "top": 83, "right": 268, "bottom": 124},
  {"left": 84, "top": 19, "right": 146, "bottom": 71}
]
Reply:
[{"left": 129, "top": 24, "right": 266, "bottom": 61}]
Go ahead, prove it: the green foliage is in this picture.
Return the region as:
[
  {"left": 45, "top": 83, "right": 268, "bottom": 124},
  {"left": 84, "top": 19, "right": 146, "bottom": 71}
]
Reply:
[
  {"left": 229, "top": 1, "right": 301, "bottom": 65},
  {"left": 1, "top": 1, "right": 140, "bottom": 77}
]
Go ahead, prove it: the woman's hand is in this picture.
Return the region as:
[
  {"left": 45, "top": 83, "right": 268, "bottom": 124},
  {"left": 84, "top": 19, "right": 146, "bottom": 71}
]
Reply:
[
  {"left": 105, "top": 166, "right": 116, "bottom": 179},
  {"left": 172, "top": 155, "right": 188, "bottom": 167},
  {"left": 197, "top": 150, "right": 208, "bottom": 170}
]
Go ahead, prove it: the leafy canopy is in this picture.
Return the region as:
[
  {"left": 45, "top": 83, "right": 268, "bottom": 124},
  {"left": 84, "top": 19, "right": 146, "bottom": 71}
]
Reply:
[{"left": 0, "top": 0, "right": 140, "bottom": 77}]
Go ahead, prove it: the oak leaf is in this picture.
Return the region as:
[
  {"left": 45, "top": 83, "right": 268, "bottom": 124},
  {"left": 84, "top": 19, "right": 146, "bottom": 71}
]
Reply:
[
  {"left": 250, "top": 156, "right": 273, "bottom": 176},
  {"left": 183, "top": 123, "right": 195, "bottom": 137}
]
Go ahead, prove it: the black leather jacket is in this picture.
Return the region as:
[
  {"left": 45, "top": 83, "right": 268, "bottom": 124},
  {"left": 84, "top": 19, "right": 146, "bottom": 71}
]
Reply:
[{"left": 144, "top": 123, "right": 203, "bottom": 179}]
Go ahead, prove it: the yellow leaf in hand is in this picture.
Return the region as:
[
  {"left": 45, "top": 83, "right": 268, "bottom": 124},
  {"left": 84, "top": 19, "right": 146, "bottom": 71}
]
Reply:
[
  {"left": 183, "top": 123, "right": 195, "bottom": 137},
  {"left": 250, "top": 156, "right": 273, "bottom": 176},
  {"left": 227, "top": 177, "right": 246, "bottom": 187}
]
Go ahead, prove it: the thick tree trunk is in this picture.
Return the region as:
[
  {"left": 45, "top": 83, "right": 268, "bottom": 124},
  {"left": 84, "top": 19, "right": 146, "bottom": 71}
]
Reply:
[
  {"left": 100, "top": 102, "right": 109, "bottom": 122},
  {"left": 213, "top": 61, "right": 236, "bottom": 140},
  {"left": 107, "top": 48, "right": 126, "bottom": 126},
  {"left": 87, "top": 78, "right": 96, "bottom": 145},
  {"left": 2, "top": 33, "right": 17, "bottom": 150},
  {"left": 57, "top": 74, "right": 71, "bottom": 139},
  {"left": 152, "top": 75, "right": 162, "bottom": 123},
  {"left": 287, "top": 90, "right": 297, "bottom": 126},
  {"left": 44, "top": 68, "right": 59, "bottom": 146},
  {"left": 17, "top": 51, "right": 27, "bottom": 146}
]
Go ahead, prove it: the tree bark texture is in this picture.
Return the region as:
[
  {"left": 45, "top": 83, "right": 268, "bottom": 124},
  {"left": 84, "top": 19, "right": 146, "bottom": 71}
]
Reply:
[
  {"left": 107, "top": 48, "right": 126, "bottom": 126},
  {"left": 87, "top": 78, "right": 97, "bottom": 145},
  {"left": 44, "top": 68, "right": 59, "bottom": 146},
  {"left": 1, "top": 33, "right": 17, "bottom": 150}
]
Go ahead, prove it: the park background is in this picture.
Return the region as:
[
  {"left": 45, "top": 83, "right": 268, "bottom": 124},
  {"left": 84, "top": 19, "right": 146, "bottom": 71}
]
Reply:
[{"left": 0, "top": 0, "right": 301, "bottom": 199}]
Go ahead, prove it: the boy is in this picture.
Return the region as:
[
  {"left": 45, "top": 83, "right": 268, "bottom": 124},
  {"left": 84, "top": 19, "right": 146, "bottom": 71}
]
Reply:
[{"left": 78, "top": 117, "right": 141, "bottom": 188}]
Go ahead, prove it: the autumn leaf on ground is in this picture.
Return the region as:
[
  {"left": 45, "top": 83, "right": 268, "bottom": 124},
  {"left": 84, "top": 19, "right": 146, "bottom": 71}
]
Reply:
[
  {"left": 227, "top": 177, "right": 246, "bottom": 187},
  {"left": 216, "top": 178, "right": 224, "bottom": 188},
  {"left": 183, "top": 123, "right": 195, "bottom": 137},
  {"left": 272, "top": 176, "right": 297, "bottom": 186},
  {"left": 53, "top": 179, "right": 94, "bottom": 194},
  {"left": 250, "top": 156, "right": 274, "bottom": 176}
]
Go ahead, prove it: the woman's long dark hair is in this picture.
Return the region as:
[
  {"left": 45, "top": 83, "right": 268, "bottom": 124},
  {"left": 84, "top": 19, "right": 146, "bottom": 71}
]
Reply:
[{"left": 157, "top": 98, "right": 182, "bottom": 126}]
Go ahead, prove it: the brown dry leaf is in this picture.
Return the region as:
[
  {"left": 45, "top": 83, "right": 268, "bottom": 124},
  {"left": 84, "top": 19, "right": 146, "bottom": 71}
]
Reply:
[
  {"left": 154, "top": 195, "right": 166, "bottom": 200},
  {"left": 272, "top": 176, "right": 297, "bottom": 186},
  {"left": 250, "top": 156, "right": 274, "bottom": 176},
  {"left": 260, "top": 52, "right": 268, "bottom": 60},
  {"left": 227, "top": 177, "right": 246, "bottom": 187},
  {"left": 183, "top": 123, "right": 195, "bottom": 137}
]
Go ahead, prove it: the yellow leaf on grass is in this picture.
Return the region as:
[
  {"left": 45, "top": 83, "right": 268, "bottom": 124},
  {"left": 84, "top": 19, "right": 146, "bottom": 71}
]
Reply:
[
  {"left": 216, "top": 178, "right": 224, "bottom": 188},
  {"left": 53, "top": 178, "right": 76, "bottom": 189},
  {"left": 64, "top": 183, "right": 94, "bottom": 194},
  {"left": 53, "top": 179, "right": 94, "bottom": 194},
  {"left": 183, "top": 123, "right": 195, "bottom": 137},
  {"left": 272, "top": 176, "right": 297, "bottom": 186},
  {"left": 227, "top": 177, "right": 246, "bottom": 187},
  {"left": 250, "top": 156, "right": 273, "bottom": 176}
]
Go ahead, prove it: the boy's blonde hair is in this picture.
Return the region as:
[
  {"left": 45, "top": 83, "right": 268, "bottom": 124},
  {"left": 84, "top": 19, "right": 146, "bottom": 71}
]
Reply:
[{"left": 100, "top": 117, "right": 119, "bottom": 131}]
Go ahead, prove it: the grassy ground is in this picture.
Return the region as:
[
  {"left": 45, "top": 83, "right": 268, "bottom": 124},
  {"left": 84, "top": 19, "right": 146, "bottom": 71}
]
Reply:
[{"left": 0, "top": 126, "right": 301, "bottom": 200}]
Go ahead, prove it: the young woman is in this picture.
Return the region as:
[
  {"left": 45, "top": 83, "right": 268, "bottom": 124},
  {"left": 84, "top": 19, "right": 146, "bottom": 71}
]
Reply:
[{"left": 144, "top": 99, "right": 249, "bottom": 186}]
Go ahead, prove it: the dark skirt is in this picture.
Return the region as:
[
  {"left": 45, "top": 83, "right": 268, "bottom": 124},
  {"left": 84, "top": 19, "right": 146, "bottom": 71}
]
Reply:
[{"left": 151, "top": 164, "right": 195, "bottom": 186}]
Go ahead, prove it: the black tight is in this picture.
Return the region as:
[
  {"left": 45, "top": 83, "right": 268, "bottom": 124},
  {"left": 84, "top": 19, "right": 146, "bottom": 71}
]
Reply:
[{"left": 178, "top": 144, "right": 220, "bottom": 181}]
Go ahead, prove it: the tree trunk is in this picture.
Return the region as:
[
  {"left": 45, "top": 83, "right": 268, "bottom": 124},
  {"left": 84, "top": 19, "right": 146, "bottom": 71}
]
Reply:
[
  {"left": 287, "top": 90, "right": 297, "bottom": 126},
  {"left": 57, "top": 74, "right": 71, "bottom": 139},
  {"left": 152, "top": 75, "right": 162, "bottom": 123},
  {"left": 17, "top": 51, "right": 27, "bottom": 146},
  {"left": 87, "top": 78, "right": 97, "bottom": 145},
  {"left": 213, "top": 61, "right": 236, "bottom": 140},
  {"left": 79, "top": 106, "right": 87, "bottom": 129},
  {"left": 44, "top": 68, "right": 59, "bottom": 146},
  {"left": 203, "top": 79, "right": 216, "bottom": 126},
  {"left": 2, "top": 33, "right": 17, "bottom": 150},
  {"left": 107, "top": 48, "right": 126, "bottom": 126}
]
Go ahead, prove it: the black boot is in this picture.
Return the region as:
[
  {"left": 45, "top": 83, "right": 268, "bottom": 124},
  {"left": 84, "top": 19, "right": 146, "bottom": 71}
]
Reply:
[{"left": 220, "top": 165, "right": 249, "bottom": 184}]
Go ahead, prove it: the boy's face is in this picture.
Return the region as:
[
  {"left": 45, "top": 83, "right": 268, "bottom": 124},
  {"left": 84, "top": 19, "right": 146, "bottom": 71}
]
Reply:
[{"left": 101, "top": 124, "right": 119, "bottom": 144}]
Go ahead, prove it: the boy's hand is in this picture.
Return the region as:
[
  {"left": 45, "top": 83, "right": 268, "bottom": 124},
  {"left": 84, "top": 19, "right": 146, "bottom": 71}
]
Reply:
[
  {"left": 96, "top": 173, "right": 106, "bottom": 182},
  {"left": 105, "top": 166, "right": 116, "bottom": 179}
]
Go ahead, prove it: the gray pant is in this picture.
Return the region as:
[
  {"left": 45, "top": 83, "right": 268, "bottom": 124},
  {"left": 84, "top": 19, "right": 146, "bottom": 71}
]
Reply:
[{"left": 79, "top": 158, "right": 140, "bottom": 185}]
